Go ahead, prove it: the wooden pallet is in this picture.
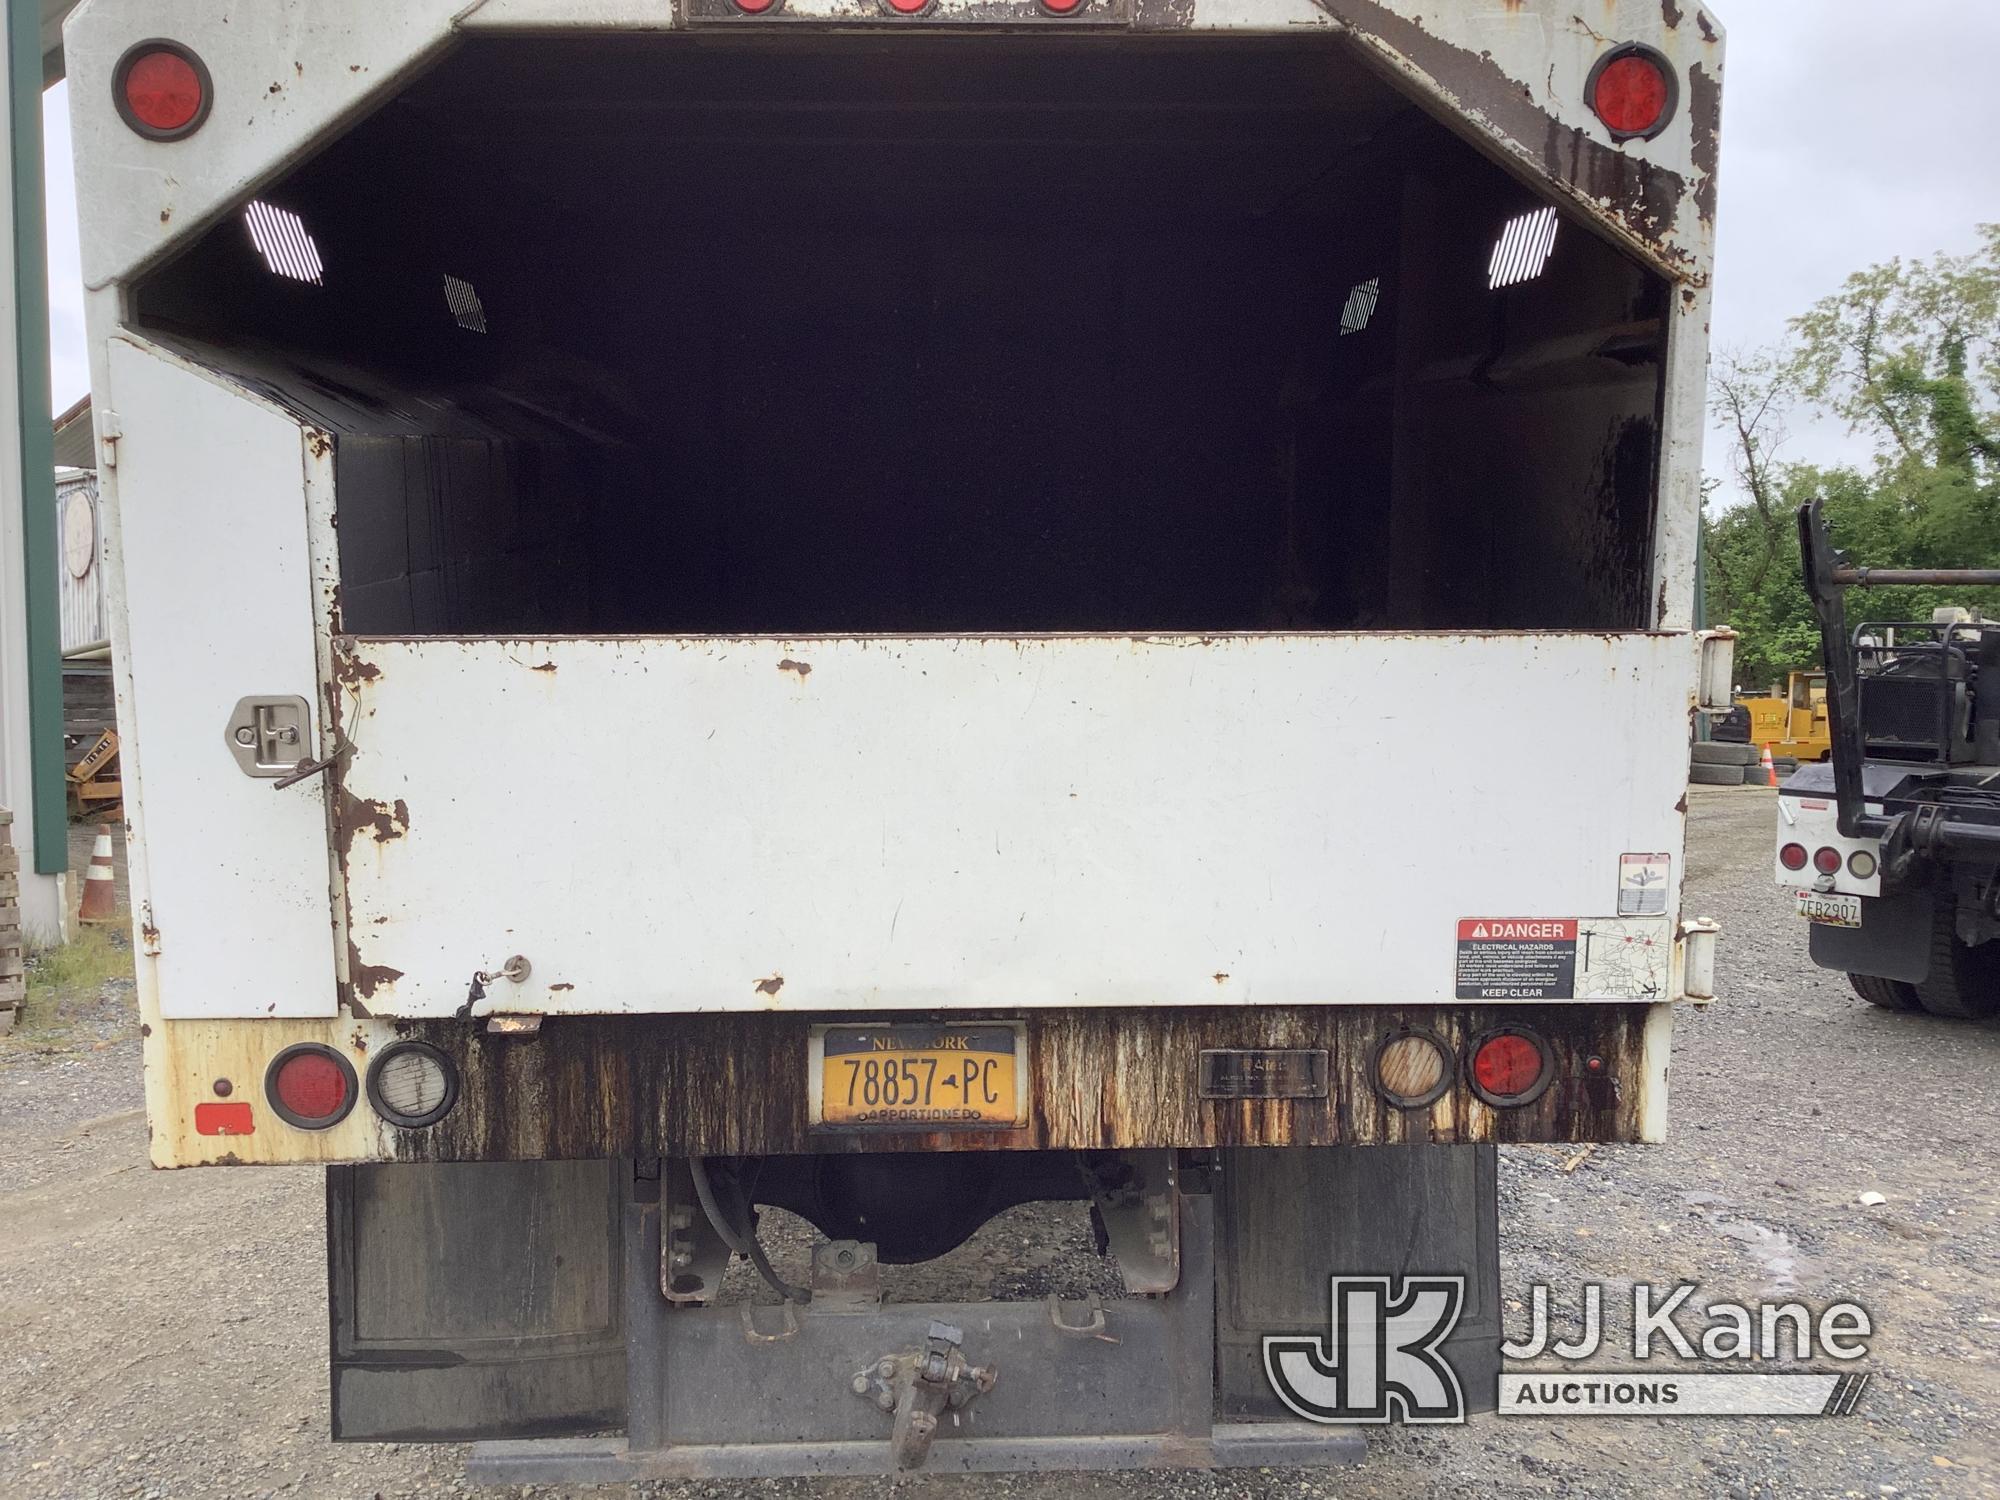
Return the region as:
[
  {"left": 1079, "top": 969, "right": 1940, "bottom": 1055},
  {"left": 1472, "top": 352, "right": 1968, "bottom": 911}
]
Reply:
[
  {"left": 66, "top": 729, "right": 122, "bottom": 823},
  {"left": 0, "top": 810, "right": 22, "bottom": 1036}
]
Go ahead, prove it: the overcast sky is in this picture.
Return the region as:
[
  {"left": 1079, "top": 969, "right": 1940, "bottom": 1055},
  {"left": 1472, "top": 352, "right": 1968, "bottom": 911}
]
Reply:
[{"left": 36, "top": 0, "right": 2000, "bottom": 484}]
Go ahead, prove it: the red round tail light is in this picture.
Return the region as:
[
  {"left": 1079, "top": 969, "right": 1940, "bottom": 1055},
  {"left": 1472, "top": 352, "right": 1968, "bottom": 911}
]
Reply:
[
  {"left": 1588, "top": 46, "right": 1675, "bottom": 141},
  {"left": 114, "top": 42, "right": 212, "bottom": 141},
  {"left": 1779, "top": 843, "right": 1809, "bottom": 872},
  {"left": 1467, "top": 1028, "right": 1554, "bottom": 1107},
  {"left": 1813, "top": 846, "right": 1844, "bottom": 875},
  {"left": 883, "top": 0, "right": 933, "bottom": 14},
  {"left": 266, "top": 1044, "right": 357, "bottom": 1129},
  {"left": 1040, "top": 0, "right": 1086, "bottom": 13}
]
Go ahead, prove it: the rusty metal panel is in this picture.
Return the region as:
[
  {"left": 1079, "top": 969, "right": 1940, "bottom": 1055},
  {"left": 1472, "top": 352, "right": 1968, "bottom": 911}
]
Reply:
[
  {"left": 138, "top": 999, "right": 1666, "bottom": 1166},
  {"left": 328, "top": 632, "right": 1691, "bottom": 1019},
  {"left": 1302, "top": 0, "right": 1722, "bottom": 281}
]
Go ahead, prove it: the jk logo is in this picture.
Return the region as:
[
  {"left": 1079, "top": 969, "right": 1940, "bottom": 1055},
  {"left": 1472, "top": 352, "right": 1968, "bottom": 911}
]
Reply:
[{"left": 1263, "top": 1276, "right": 1468, "bottom": 1424}]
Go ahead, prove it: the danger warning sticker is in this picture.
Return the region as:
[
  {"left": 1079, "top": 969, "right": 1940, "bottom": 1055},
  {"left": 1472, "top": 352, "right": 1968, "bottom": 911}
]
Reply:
[{"left": 1455, "top": 919, "right": 1578, "bottom": 999}]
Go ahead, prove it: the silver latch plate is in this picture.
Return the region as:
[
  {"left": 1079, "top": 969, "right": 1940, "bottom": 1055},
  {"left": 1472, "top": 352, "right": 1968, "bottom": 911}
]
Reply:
[{"left": 224, "top": 695, "right": 312, "bottom": 778}]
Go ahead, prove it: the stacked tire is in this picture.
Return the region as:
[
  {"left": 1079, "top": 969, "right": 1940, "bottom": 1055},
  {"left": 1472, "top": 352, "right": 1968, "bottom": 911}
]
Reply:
[{"left": 1690, "top": 741, "right": 1762, "bottom": 786}]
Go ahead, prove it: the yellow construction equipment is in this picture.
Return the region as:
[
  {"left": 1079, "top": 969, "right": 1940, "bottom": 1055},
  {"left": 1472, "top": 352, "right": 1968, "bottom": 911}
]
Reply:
[{"left": 1737, "top": 672, "right": 1832, "bottom": 762}]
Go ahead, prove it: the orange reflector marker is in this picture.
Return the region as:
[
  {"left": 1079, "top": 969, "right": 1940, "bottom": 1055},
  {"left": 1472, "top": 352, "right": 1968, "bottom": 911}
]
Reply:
[{"left": 194, "top": 1101, "right": 254, "bottom": 1136}]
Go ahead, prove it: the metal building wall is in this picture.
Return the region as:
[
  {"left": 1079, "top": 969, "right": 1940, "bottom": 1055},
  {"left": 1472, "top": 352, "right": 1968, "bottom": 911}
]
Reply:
[{"left": 54, "top": 468, "right": 100, "bottom": 655}]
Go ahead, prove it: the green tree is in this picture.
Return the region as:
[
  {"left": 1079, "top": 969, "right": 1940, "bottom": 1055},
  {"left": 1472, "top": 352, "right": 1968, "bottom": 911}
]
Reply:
[{"left": 1705, "top": 225, "right": 2000, "bottom": 685}]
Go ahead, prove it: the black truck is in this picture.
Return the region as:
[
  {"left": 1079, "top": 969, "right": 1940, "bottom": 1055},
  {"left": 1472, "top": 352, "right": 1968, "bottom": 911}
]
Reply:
[{"left": 1777, "top": 500, "right": 2000, "bottom": 1019}]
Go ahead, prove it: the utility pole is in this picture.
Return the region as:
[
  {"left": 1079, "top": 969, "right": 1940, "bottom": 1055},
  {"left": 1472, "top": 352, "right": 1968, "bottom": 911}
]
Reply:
[{"left": 0, "top": 0, "right": 71, "bottom": 937}]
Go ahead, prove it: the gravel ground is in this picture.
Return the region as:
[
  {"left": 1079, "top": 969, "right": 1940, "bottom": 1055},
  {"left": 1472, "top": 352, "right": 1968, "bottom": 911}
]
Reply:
[{"left": 2, "top": 786, "right": 1997, "bottom": 1499}]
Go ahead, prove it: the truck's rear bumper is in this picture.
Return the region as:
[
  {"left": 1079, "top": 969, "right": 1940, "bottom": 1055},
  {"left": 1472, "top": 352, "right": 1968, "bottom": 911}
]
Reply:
[{"left": 149, "top": 1001, "right": 1670, "bottom": 1165}]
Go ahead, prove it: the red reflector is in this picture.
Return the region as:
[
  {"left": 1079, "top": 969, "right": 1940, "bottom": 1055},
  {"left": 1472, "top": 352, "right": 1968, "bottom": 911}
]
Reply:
[
  {"left": 884, "top": 0, "right": 931, "bottom": 14},
  {"left": 1041, "top": 0, "right": 1085, "bottom": 13},
  {"left": 1813, "top": 846, "right": 1844, "bottom": 875},
  {"left": 266, "top": 1045, "right": 356, "bottom": 1128},
  {"left": 1591, "top": 50, "right": 1671, "bottom": 139},
  {"left": 733, "top": 0, "right": 779, "bottom": 13},
  {"left": 1472, "top": 1033, "right": 1546, "bottom": 1101},
  {"left": 121, "top": 49, "right": 207, "bottom": 136},
  {"left": 1779, "top": 843, "right": 1809, "bottom": 871},
  {"left": 194, "top": 1101, "right": 254, "bottom": 1136}
]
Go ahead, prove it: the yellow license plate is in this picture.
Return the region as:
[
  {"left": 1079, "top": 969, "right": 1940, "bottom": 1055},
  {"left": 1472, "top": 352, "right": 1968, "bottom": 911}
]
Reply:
[{"left": 812, "top": 1024, "right": 1026, "bottom": 1130}]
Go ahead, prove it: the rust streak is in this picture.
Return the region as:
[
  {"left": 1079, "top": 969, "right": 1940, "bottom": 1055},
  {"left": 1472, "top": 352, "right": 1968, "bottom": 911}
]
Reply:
[
  {"left": 1309, "top": 0, "right": 1696, "bottom": 270},
  {"left": 338, "top": 786, "right": 410, "bottom": 845},
  {"left": 1686, "top": 62, "right": 1722, "bottom": 227},
  {"left": 776, "top": 658, "right": 813, "bottom": 678},
  {"left": 362, "top": 1002, "right": 1644, "bottom": 1162},
  {"left": 531, "top": 661, "right": 557, "bottom": 674},
  {"left": 331, "top": 649, "right": 381, "bottom": 689},
  {"left": 350, "top": 959, "right": 403, "bottom": 1000}
]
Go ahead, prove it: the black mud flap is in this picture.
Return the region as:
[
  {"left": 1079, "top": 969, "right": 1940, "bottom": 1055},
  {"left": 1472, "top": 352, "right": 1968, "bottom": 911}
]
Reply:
[
  {"left": 1215, "top": 1145, "right": 1501, "bottom": 1418},
  {"left": 327, "top": 1159, "right": 627, "bottom": 1442},
  {"left": 1808, "top": 885, "right": 1934, "bottom": 984}
]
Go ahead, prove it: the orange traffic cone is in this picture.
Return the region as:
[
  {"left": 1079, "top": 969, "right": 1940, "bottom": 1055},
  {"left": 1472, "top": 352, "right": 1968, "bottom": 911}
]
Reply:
[
  {"left": 1761, "top": 744, "right": 1779, "bottom": 789},
  {"left": 78, "top": 829, "right": 117, "bottom": 924}
]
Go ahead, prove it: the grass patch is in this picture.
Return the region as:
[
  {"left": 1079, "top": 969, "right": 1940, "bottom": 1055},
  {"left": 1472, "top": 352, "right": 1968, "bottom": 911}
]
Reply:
[
  {"left": 5, "top": 924, "right": 138, "bottom": 1046},
  {"left": 29, "top": 923, "right": 133, "bottom": 994}
]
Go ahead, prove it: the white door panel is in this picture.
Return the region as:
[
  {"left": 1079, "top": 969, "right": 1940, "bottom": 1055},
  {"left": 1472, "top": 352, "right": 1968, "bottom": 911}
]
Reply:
[
  {"left": 109, "top": 341, "right": 336, "bottom": 1019},
  {"left": 336, "top": 632, "right": 1689, "bottom": 1017}
]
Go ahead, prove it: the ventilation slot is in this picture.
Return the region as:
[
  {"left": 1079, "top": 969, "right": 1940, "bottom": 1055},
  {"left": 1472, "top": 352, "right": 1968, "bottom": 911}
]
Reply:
[
  {"left": 1338, "top": 276, "right": 1381, "bottom": 336},
  {"left": 243, "top": 201, "right": 324, "bottom": 286},
  {"left": 443, "top": 274, "right": 488, "bottom": 333},
  {"left": 1486, "top": 206, "right": 1560, "bottom": 291}
]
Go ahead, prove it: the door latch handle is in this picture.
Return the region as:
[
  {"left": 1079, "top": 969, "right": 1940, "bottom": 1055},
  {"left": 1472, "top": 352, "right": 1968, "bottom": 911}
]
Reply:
[
  {"left": 270, "top": 731, "right": 352, "bottom": 790},
  {"left": 223, "top": 695, "right": 314, "bottom": 779}
]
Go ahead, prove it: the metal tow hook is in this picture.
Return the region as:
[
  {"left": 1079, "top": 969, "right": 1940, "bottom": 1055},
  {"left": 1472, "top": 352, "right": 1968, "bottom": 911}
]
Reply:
[{"left": 850, "top": 1320, "right": 997, "bottom": 1471}]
